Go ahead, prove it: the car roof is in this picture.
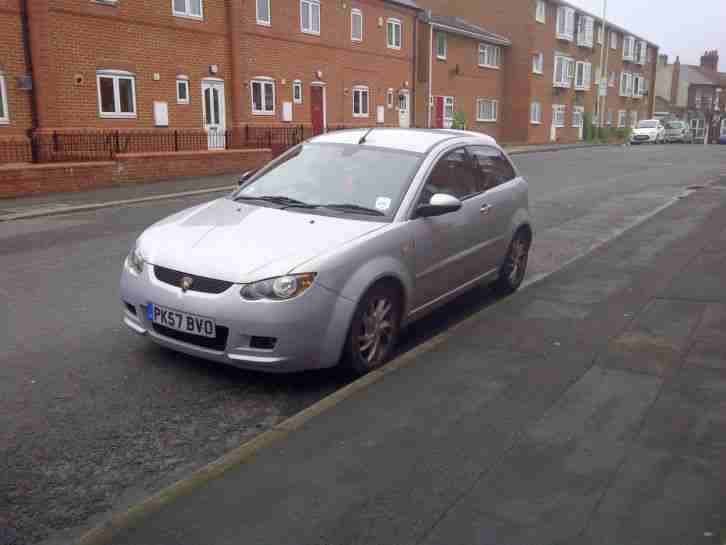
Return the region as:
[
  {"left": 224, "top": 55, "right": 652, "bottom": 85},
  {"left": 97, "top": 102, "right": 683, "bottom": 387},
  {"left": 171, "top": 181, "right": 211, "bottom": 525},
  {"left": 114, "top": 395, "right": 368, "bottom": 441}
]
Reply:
[{"left": 309, "top": 128, "right": 498, "bottom": 154}]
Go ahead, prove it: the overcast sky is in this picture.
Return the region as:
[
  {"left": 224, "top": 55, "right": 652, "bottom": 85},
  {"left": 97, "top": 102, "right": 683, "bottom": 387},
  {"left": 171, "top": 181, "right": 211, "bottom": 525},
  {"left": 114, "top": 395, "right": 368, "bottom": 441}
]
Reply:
[{"left": 567, "top": 0, "right": 725, "bottom": 70}]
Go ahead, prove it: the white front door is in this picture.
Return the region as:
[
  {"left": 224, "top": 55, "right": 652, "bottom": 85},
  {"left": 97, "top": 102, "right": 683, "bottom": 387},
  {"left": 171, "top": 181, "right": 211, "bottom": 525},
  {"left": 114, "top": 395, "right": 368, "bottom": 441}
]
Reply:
[
  {"left": 202, "top": 80, "right": 226, "bottom": 149},
  {"left": 398, "top": 90, "right": 410, "bottom": 128}
]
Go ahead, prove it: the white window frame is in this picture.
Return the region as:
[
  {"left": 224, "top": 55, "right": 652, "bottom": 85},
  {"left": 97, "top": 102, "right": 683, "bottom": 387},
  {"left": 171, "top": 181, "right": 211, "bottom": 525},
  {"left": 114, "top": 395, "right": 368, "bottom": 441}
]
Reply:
[
  {"left": 97, "top": 70, "right": 137, "bottom": 119},
  {"left": 530, "top": 101, "right": 542, "bottom": 124},
  {"left": 556, "top": 6, "right": 575, "bottom": 41},
  {"left": 443, "top": 96, "right": 454, "bottom": 124},
  {"left": 251, "top": 77, "right": 276, "bottom": 115},
  {"left": 352, "top": 85, "right": 369, "bottom": 117},
  {"left": 386, "top": 88, "right": 394, "bottom": 109},
  {"left": 535, "top": 0, "right": 546, "bottom": 24},
  {"left": 436, "top": 32, "right": 447, "bottom": 59},
  {"left": 552, "top": 104, "right": 566, "bottom": 128},
  {"left": 610, "top": 31, "right": 617, "bottom": 50},
  {"left": 574, "top": 61, "right": 591, "bottom": 90},
  {"left": 637, "top": 40, "right": 647, "bottom": 64},
  {"left": 176, "top": 75, "right": 190, "bottom": 104},
  {"left": 618, "top": 110, "right": 627, "bottom": 127},
  {"left": 293, "top": 80, "right": 303, "bottom": 104},
  {"left": 300, "top": 0, "right": 320, "bottom": 35},
  {"left": 608, "top": 71, "right": 615, "bottom": 88},
  {"left": 387, "top": 18, "right": 402, "bottom": 49},
  {"left": 597, "top": 24, "right": 604, "bottom": 45},
  {"left": 532, "top": 52, "right": 544, "bottom": 74},
  {"left": 623, "top": 36, "right": 635, "bottom": 61},
  {"left": 572, "top": 106, "right": 584, "bottom": 128},
  {"left": 553, "top": 54, "right": 573, "bottom": 88},
  {"left": 0, "top": 73, "right": 8, "bottom": 124},
  {"left": 619, "top": 72, "right": 628, "bottom": 96},
  {"left": 607, "top": 109, "right": 613, "bottom": 125},
  {"left": 478, "top": 44, "right": 501, "bottom": 69},
  {"left": 172, "top": 0, "right": 203, "bottom": 20},
  {"left": 256, "top": 0, "right": 271, "bottom": 25},
  {"left": 476, "top": 98, "right": 498, "bottom": 122},
  {"left": 576, "top": 15, "right": 594, "bottom": 48},
  {"left": 351, "top": 8, "right": 363, "bottom": 42}
]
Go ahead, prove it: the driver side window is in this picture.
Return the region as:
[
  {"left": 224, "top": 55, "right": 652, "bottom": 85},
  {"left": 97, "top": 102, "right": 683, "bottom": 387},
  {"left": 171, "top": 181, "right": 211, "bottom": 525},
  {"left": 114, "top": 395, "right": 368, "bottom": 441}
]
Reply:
[{"left": 419, "top": 148, "right": 477, "bottom": 204}]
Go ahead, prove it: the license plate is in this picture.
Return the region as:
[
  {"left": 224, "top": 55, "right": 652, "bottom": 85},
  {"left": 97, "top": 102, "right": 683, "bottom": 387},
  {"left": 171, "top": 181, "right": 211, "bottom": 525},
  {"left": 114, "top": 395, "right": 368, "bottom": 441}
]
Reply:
[{"left": 147, "top": 303, "right": 216, "bottom": 338}]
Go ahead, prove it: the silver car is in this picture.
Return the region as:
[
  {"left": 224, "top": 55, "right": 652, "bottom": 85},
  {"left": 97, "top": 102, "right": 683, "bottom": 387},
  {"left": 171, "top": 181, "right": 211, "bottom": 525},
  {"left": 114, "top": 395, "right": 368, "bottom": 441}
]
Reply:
[
  {"left": 664, "top": 120, "right": 693, "bottom": 143},
  {"left": 120, "top": 129, "right": 532, "bottom": 375}
]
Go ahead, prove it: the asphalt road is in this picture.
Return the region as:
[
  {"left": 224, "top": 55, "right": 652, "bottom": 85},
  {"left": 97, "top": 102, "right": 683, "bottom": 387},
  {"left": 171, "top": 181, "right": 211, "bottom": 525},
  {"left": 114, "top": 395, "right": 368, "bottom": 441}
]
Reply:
[{"left": 1, "top": 144, "right": 724, "bottom": 545}]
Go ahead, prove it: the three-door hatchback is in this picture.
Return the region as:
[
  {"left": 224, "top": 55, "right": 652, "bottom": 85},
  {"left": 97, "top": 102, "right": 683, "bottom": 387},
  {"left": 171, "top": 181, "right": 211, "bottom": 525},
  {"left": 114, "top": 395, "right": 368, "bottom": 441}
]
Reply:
[{"left": 121, "top": 128, "right": 532, "bottom": 375}]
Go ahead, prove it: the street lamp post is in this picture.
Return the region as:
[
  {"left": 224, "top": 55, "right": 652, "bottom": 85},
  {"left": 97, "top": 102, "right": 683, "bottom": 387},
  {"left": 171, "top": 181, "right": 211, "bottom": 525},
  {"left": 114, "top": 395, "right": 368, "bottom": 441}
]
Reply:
[{"left": 596, "top": 0, "right": 609, "bottom": 127}]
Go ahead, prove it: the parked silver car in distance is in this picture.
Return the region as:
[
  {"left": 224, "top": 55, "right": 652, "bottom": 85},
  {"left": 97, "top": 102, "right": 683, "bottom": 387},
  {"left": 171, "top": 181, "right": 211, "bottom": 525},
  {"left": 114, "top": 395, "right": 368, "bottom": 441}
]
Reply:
[
  {"left": 120, "top": 128, "right": 532, "bottom": 375},
  {"left": 664, "top": 120, "right": 693, "bottom": 143}
]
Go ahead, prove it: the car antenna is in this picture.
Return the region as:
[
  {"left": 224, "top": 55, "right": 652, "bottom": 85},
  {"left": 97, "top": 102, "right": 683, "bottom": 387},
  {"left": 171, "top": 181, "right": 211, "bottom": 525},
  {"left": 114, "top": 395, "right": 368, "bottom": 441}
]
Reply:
[{"left": 358, "top": 127, "right": 374, "bottom": 144}]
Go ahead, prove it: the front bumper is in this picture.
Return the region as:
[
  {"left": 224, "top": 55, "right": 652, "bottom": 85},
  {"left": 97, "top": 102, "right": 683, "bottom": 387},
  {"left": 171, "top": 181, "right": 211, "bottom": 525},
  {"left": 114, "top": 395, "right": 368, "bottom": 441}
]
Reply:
[
  {"left": 120, "top": 265, "right": 355, "bottom": 372},
  {"left": 631, "top": 134, "right": 658, "bottom": 143}
]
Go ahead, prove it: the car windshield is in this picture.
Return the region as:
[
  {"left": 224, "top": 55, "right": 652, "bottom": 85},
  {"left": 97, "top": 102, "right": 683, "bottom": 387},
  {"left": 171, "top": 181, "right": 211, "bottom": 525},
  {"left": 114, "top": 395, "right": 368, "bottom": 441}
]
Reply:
[
  {"left": 666, "top": 122, "right": 684, "bottom": 129},
  {"left": 638, "top": 121, "right": 658, "bottom": 129},
  {"left": 233, "top": 143, "right": 422, "bottom": 219}
]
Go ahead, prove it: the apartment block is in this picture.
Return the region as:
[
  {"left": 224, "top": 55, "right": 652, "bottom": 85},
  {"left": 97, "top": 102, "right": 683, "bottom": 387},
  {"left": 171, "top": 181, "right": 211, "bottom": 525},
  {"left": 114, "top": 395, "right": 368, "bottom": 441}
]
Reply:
[{"left": 415, "top": 0, "right": 658, "bottom": 143}]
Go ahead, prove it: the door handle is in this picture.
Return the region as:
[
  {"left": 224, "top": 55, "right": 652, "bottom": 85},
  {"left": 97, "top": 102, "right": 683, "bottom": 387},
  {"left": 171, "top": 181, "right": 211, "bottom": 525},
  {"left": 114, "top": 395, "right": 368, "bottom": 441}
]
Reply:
[{"left": 480, "top": 204, "right": 493, "bottom": 215}]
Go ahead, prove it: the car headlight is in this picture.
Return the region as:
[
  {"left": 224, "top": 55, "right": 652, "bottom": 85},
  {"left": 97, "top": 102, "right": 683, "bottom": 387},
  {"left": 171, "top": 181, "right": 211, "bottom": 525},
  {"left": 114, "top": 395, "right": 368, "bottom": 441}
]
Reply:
[
  {"left": 125, "top": 246, "right": 145, "bottom": 276},
  {"left": 240, "top": 273, "right": 316, "bottom": 301}
]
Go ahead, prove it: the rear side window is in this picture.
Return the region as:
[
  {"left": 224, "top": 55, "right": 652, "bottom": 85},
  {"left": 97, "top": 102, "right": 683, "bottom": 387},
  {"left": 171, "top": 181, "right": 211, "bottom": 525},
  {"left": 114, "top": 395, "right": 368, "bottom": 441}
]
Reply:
[
  {"left": 467, "top": 145, "right": 517, "bottom": 192},
  {"left": 419, "top": 148, "right": 479, "bottom": 202}
]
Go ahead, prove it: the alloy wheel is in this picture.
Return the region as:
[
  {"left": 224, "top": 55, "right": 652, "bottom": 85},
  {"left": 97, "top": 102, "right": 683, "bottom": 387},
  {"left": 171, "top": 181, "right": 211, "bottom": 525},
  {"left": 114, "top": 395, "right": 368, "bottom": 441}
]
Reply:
[
  {"left": 507, "top": 235, "right": 530, "bottom": 286},
  {"left": 357, "top": 296, "right": 394, "bottom": 366}
]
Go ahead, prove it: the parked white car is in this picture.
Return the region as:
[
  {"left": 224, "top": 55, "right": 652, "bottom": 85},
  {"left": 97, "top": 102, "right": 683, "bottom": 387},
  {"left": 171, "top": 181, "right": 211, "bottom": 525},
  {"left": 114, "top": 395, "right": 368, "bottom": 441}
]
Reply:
[{"left": 630, "top": 120, "right": 665, "bottom": 144}]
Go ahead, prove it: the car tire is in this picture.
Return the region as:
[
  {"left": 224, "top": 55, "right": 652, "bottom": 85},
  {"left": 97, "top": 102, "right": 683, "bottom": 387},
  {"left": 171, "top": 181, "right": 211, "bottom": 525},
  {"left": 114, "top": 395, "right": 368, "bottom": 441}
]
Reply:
[
  {"left": 342, "top": 282, "right": 402, "bottom": 376},
  {"left": 494, "top": 228, "right": 531, "bottom": 295}
]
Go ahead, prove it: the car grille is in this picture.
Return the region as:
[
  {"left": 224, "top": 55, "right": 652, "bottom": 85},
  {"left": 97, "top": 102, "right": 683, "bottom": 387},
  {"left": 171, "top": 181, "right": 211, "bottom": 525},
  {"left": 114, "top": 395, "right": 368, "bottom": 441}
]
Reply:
[
  {"left": 151, "top": 322, "right": 230, "bottom": 351},
  {"left": 153, "top": 266, "right": 234, "bottom": 294}
]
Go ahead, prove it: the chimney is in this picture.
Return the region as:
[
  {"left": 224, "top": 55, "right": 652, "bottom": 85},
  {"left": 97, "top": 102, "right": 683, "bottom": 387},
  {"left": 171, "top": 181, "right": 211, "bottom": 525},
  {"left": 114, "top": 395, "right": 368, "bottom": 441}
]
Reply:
[
  {"left": 658, "top": 54, "right": 668, "bottom": 66},
  {"left": 670, "top": 56, "right": 680, "bottom": 105},
  {"left": 700, "top": 50, "right": 719, "bottom": 72}
]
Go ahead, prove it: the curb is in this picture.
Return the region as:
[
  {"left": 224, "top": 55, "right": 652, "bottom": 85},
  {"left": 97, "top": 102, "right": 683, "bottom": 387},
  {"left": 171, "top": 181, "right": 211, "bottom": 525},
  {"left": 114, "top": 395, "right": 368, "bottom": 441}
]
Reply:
[
  {"left": 3, "top": 145, "right": 616, "bottom": 223},
  {"left": 0, "top": 186, "right": 234, "bottom": 223}
]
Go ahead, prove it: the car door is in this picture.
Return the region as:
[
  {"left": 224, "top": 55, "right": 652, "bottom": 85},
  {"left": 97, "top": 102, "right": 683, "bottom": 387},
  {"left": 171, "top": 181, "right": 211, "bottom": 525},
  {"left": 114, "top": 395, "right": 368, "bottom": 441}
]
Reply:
[
  {"left": 410, "top": 147, "right": 481, "bottom": 311},
  {"left": 466, "top": 145, "right": 520, "bottom": 271}
]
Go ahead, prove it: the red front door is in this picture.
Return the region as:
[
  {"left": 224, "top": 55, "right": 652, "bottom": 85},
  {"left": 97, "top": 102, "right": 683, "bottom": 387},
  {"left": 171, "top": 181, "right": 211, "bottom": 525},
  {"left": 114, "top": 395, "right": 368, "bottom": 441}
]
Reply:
[
  {"left": 311, "top": 86, "right": 324, "bottom": 135},
  {"left": 434, "top": 96, "right": 444, "bottom": 128}
]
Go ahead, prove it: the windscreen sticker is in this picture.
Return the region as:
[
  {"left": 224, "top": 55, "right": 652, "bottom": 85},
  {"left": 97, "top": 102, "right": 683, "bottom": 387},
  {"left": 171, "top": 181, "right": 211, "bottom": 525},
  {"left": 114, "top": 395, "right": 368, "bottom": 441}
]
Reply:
[{"left": 375, "top": 197, "right": 392, "bottom": 212}]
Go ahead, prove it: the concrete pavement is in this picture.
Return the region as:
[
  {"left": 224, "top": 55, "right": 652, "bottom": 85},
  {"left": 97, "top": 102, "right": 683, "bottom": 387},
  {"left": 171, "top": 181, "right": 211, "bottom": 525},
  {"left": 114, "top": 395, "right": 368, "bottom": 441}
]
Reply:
[{"left": 83, "top": 178, "right": 726, "bottom": 545}]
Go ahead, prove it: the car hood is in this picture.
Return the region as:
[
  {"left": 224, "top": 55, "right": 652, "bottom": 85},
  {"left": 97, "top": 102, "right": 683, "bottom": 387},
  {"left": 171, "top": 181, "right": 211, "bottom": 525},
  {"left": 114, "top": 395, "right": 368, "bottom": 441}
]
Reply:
[
  {"left": 138, "top": 198, "right": 386, "bottom": 283},
  {"left": 632, "top": 128, "right": 657, "bottom": 135}
]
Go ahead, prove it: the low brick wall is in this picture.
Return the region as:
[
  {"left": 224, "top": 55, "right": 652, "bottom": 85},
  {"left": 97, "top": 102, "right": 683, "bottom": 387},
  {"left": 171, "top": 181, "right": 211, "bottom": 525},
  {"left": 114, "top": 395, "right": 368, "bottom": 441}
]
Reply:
[{"left": 0, "top": 148, "right": 272, "bottom": 199}]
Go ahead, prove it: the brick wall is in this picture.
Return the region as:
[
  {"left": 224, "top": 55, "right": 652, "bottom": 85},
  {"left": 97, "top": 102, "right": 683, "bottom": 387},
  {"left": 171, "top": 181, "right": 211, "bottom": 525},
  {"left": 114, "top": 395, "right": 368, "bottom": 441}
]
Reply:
[
  {"left": 0, "top": 0, "right": 33, "bottom": 137},
  {"left": 0, "top": 148, "right": 271, "bottom": 198}
]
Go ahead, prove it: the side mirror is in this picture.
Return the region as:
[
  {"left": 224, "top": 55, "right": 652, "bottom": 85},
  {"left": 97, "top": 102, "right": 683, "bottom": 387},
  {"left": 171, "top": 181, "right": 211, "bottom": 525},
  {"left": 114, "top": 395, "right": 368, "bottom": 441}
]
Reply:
[
  {"left": 238, "top": 169, "right": 257, "bottom": 186},
  {"left": 416, "top": 193, "right": 463, "bottom": 218}
]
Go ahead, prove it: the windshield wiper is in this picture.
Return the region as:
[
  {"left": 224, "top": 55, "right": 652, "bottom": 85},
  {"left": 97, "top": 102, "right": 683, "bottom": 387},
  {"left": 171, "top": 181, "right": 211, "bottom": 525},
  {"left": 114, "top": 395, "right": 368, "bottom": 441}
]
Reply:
[
  {"left": 321, "top": 203, "right": 386, "bottom": 216},
  {"left": 234, "top": 195, "right": 317, "bottom": 208}
]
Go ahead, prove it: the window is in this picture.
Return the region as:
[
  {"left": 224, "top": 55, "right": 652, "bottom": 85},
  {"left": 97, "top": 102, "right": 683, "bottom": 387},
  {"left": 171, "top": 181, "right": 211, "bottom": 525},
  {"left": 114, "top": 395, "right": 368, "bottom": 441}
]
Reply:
[
  {"left": 0, "top": 74, "right": 8, "bottom": 124},
  {"left": 552, "top": 104, "right": 566, "bottom": 127},
  {"left": 574, "top": 61, "right": 591, "bottom": 90},
  {"left": 636, "top": 40, "right": 648, "bottom": 64},
  {"left": 553, "top": 54, "right": 574, "bottom": 88},
  {"left": 532, "top": 52, "right": 544, "bottom": 74},
  {"left": 530, "top": 101, "right": 542, "bottom": 124},
  {"left": 176, "top": 76, "right": 190, "bottom": 104},
  {"left": 476, "top": 99, "right": 497, "bottom": 122},
  {"left": 576, "top": 15, "right": 594, "bottom": 47},
  {"left": 97, "top": 70, "right": 136, "bottom": 118},
  {"left": 436, "top": 32, "right": 447, "bottom": 59},
  {"left": 467, "top": 146, "right": 517, "bottom": 193},
  {"left": 597, "top": 24, "right": 604, "bottom": 45},
  {"left": 173, "top": 0, "right": 202, "bottom": 19},
  {"left": 257, "top": 0, "right": 271, "bottom": 25},
  {"left": 572, "top": 106, "right": 584, "bottom": 127},
  {"left": 351, "top": 8, "right": 362, "bottom": 41},
  {"left": 618, "top": 110, "right": 627, "bottom": 127},
  {"left": 608, "top": 71, "right": 615, "bottom": 87},
  {"left": 251, "top": 78, "right": 275, "bottom": 115},
  {"left": 386, "top": 88, "right": 393, "bottom": 109},
  {"left": 623, "top": 36, "right": 635, "bottom": 61},
  {"left": 421, "top": 148, "right": 477, "bottom": 201},
  {"left": 556, "top": 6, "right": 575, "bottom": 41},
  {"left": 619, "top": 72, "right": 629, "bottom": 96},
  {"left": 300, "top": 0, "right": 320, "bottom": 35},
  {"left": 444, "top": 96, "right": 454, "bottom": 124},
  {"left": 353, "top": 86, "right": 369, "bottom": 117},
  {"left": 387, "top": 18, "right": 402, "bottom": 49},
  {"left": 607, "top": 109, "right": 613, "bottom": 125},
  {"left": 610, "top": 31, "right": 617, "bottom": 50},
  {"left": 536, "top": 0, "right": 546, "bottom": 23},
  {"left": 478, "top": 44, "right": 501, "bottom": 68},
  {"left": 293, "top": 80, "right": 302, "bottom": 104}
]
